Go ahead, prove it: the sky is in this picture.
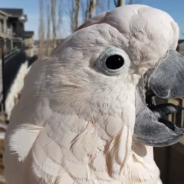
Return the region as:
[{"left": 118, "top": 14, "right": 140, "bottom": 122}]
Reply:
[{"left": 1, "top": 0, "right": 184, "bottom": 40}]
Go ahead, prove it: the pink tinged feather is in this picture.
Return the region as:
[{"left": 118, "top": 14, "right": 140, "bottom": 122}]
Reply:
[
  {"left": 107, "top": 125, "right": 132, "bottom": 179},
  {"left": 117, "top": 126, "right": 130, "bottom": 164},
  {"left": 9, "top": 124, "right": 42, "bottom": 161},
  {"left": 91, "top": 152, "right": 107, "bottom": 172},
  {"left": 105, "top": 116, "right": 124, "bottom": 137},
  {"left": 57, "top": 172, "right": 74, "bottom": 184},
  {"left": 31, "top": 129, "right": 63, "bottom": 183},
  {"left": 64, "top": 115, "right": 88, "bottom": 133},
  {"left": 62, "top": 158, "right": 90, "bottom": 180},
  {"left": 71, "top": 124, "right": 98, "bottom": 162}
]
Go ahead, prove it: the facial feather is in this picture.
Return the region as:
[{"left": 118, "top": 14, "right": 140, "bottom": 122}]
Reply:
[{"left": 4, "top": 4, "right": 180, "bottom": 184}]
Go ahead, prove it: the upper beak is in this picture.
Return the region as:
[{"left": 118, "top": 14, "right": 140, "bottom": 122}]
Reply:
[
  {"left": 134, "top": 49, "right": 184, "bottom": 147},
  {"left": 147, "top": 49, "right": 184, "bottom": 99}
]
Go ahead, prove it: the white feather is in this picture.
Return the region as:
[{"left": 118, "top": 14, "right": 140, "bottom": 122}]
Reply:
[{"left": 3, "top": 4, "right": 179, "bottom": 184}]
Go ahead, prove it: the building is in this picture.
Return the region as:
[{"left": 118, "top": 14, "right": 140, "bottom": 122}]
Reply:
[
  {"left": 0, "top": 10, "right": 12, "bottom": 55},
  {"left": 0, "top": 8, "right": 38, "bottom": 184},
  {"left": 0, "top": 7, "right": 36, "bottom": 118},
  {"left": 24, "top": 31, "right": 34, "bottom": 48},
  {"left": 24, "top": 31, "right": 34, "bottom": 57},
  {"left": 0, "top": 8, "right": 28, "bottom": 54}
]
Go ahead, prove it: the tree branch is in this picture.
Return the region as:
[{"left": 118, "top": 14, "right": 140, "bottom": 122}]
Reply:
[{"left": 114, "top": 0, "right": 117, "bottom": 7}]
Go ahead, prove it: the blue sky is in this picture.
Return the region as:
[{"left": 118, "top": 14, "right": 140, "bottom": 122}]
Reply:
[{"left": 1, "top": 0, "right": 184, "bottom": 39}]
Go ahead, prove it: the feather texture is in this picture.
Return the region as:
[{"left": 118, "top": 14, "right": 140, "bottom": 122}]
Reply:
[{"left": 3, "top": 4, "right": 179, "bottom": 184}]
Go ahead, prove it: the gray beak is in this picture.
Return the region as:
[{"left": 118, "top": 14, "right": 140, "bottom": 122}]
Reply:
[
  {"left": 148, "top": 49, "right": 184, "bottom": 99},
  {"left": 134, "top": 49, "right": 184, "bottom": 147}
]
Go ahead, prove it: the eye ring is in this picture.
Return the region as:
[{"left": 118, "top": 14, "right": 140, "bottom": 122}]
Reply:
[{"left": 97, "top": 47, "right": 131, "bottom": 76}]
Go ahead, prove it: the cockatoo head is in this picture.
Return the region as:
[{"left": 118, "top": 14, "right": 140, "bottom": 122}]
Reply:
[
  {"left": 50, "top": 4, "right": 184, "bottom": 147},
  {"left": 5, "top": 4, "right": 184, "bottom": 184}
]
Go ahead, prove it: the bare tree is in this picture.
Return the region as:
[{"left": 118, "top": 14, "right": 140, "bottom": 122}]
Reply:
[
  {"left": 57, "top": 0, "right": 63, "bottom": 39},
  {"left": 82, "top": 0, "right": 97, "bottom": 22},
  {"left": 69, "top": 0, "right": 80, "bottom": 32},
  {"left": 88, "top": 0, "right": 97, "bottom": 20},
  {"left": 114, "top": 0, "right": 140, "bottom": 6},
  {"left": 114, "top": 0, "right": 125, "bottom": 7},
  {"left": 74, "top": 0, "right": 80, "bottom": 31},
  {"left": 46, "top": 0, "right": 51, "bottom": 56},
  {"left": 38, "top": 0, "right": 45, "bottom": 57},
  {"left": 38, "top": 0, "right": 64, "bottom": 57},
  {"left": 81, "top": 0, "right": 87, "bottom": 23},
  {"left": 108, "top": 0, "right": 111, "bottom": 9},
  {"left": 50, "top": 0, "right": 57, "bottom": 48}
]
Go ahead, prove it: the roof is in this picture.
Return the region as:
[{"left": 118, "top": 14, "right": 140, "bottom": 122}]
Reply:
[
  {"left": 0, "top": 8, "right": 23, "bottom": 17},
  {"left": 24, "top": 31, "right": 34, "bottom": 38},
  {"left": 0, "top": 10, "right": 8, "bottom": 17}
]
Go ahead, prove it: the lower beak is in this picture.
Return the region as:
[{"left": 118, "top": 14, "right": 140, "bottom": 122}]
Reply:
[{"left": 134, "top": 50, "right": 184, "bottom": 147}]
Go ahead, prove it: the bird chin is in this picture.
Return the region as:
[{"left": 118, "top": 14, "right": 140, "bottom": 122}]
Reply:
[{"left": 134, "top": 49, "right": 184, "bottom": 147}]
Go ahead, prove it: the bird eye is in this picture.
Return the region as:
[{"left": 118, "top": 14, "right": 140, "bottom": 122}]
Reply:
[
  {"left": 105, "top": 55, "right": 124, "bottom": 70},
  {"left": 97, "top": 47, "right": 131, "bottom": 76}
]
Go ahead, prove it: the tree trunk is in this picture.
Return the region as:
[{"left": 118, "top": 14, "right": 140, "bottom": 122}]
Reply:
[
  {"left": 88, "top": 0, "right": 96, "bottom": 19},
  {"left": 74, "top": 0, "right": 80, "bottom": 31},
  {"left": 108, "top": 0, "right": 111, "bottom": 9},
  {"left": 46, "top": 0, "right": 51, "bottom": 56},
  {"left": 57, "top": 0, "right": 62, "bottom": 39},
  {"left": 81, "top": 0, "right": 97, "bottom": 22},
  {"left": 70, "top": 0, "right": 80, "bottom": 32},
  {"left": 50, "top": 0, "right": 57, "bottom": 48},
  {"left": 114, "top": 0, "right": 125, "bottom": 7},
  {"left": 38, "top": 0, "right": 45, "bottom": 58}
]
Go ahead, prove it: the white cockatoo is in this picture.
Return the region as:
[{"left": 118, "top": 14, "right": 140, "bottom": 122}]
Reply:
[{"left": 3, "top": 4, "right": 184, "bottom": 184}]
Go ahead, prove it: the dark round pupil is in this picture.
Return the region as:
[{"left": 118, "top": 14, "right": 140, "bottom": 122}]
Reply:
[{"left": 105, "top": 55, "right": 124, "bottom": 70}]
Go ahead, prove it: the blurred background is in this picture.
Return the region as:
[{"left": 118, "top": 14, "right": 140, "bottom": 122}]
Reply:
[{"left": 0, "top": 0, "right": 183, "bottom": 184}]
